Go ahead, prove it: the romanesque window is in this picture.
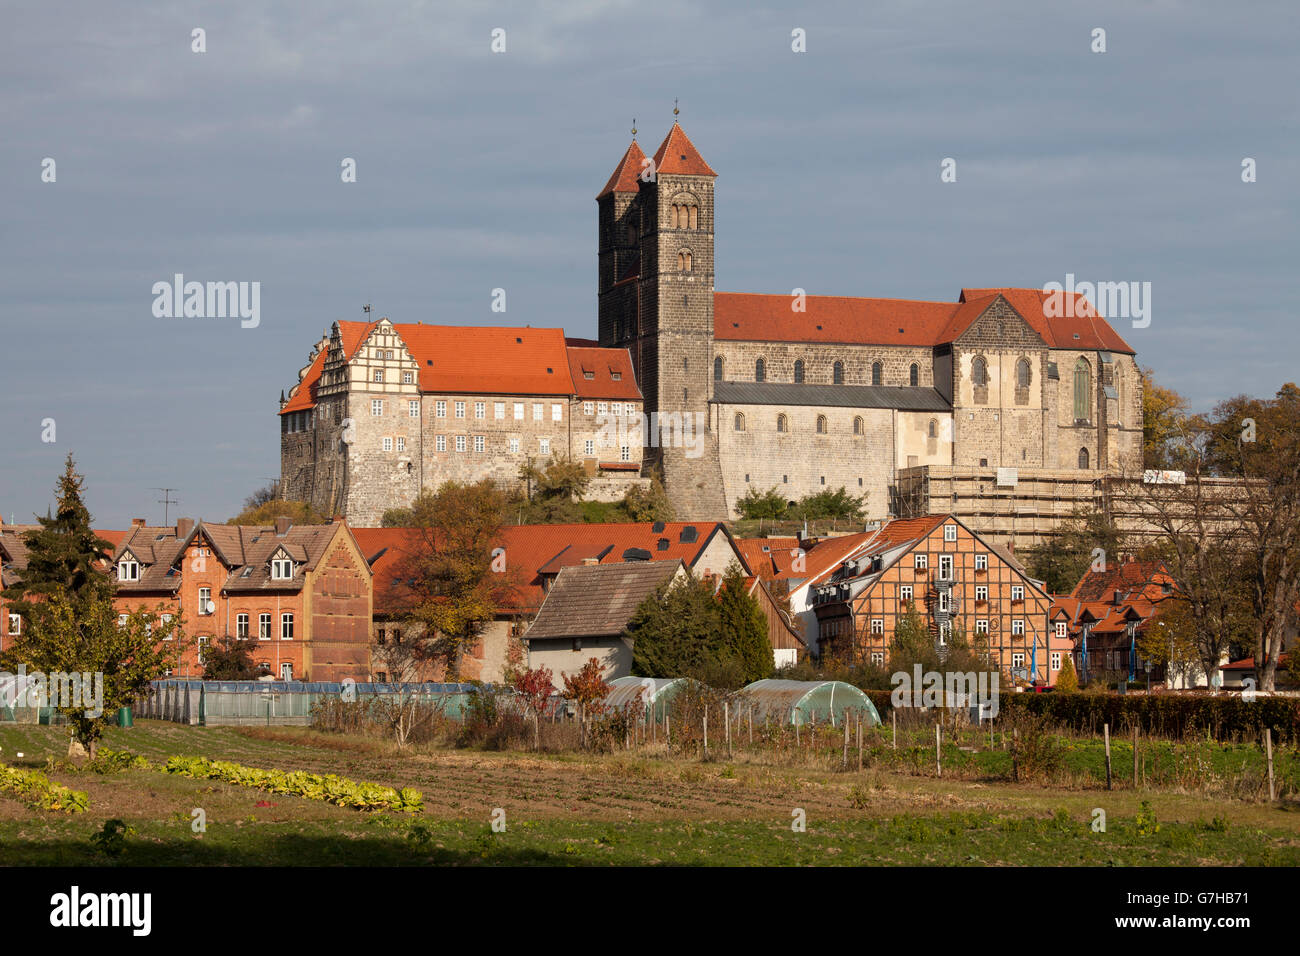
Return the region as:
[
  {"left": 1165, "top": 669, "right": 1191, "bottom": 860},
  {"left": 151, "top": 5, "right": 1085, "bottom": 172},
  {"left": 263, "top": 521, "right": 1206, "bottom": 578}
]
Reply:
[
  {"left": 1078, "top": 446, "right": 1090, "bottom": 469},
  {"left": 833, "top": 361, "right": 844, "bottom": 384},
  {"left": 1073, "top": 359, "right": 1091, "bottom": 421},
  {"left": 910, "top": 364, "right": 919, "bottom": 386},
  {"left": 872, "top": 362, "right": 882, "bottom": 386},
  {"left": 972, "top": 357, "right": 988, "bottom": 388},
  {"left": 714, "top": 356, "right": 723, "bottom": 381},
  {"left": 689, "top": 205, "right": 698, "bottom": 229},
  {"left": 853, "top": 416, "right": 863, "bottom": 435},
  {"left": 755, "top": 358, "right": 766, "bottom": 382},
  {"left": 794, "top": 359, "right": 805, "bottom": 384},
  {"left": 777, "top": 414, "right": 788, "bottom": 433},
  {"left": 928, "top": 419, "right": 938, "bottom": 438},
  {"left": 816, "top": 415, "right": 828, "bottom": 434},
  {"left": 734, "top": 413, "right": 746, "bottom": 431},
  {"left": 677, "top": 250, "right": 693, "bottom": 271},
  {"left": 1017, "top": 358, "right": 1031, "bottom": 388}
]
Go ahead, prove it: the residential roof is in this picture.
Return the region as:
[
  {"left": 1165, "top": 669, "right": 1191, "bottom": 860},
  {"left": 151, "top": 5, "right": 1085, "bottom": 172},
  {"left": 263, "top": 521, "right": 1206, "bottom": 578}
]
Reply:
[
  {"left": 565, "top": 346, "right": 642, "bottom": 401},
  {"left": 651, "top": 123, "right": 716, "bottom": 177},
  {"left": 733, "top": 537, "right": 801, "bottom": 579},
  {"left": 1051, "top": 560, "right": 1178, "bottom": 637},
  {"left": 712, "top": 288, "right": 1136, "bottom": 354},
  {"left": 714, "top": 381, "right": 951, "bottom": 412},
  {"left": 597, "top": 140, "right": 648, "bottom": 199},
  {"left": 110, "top": 520, "right": 349, "bottom": 594},
  {"left": 281, "top": 321, "right": 374, "bottom": 414},
  {"left": 354, "top": 521, "right": 746, "bottom": 616},
  {"left": 525, "top": 559, "right": 684, "bottom": 640}
]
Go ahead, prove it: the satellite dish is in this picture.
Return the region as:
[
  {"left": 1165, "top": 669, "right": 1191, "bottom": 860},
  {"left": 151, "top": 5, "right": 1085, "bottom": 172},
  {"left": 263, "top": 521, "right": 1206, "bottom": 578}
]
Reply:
[
  {"left": 205, "top": 600, "right": 216, "bottom": 615},
  {"left": 340, "top": 418, "right": 356, "bottom": 445}
]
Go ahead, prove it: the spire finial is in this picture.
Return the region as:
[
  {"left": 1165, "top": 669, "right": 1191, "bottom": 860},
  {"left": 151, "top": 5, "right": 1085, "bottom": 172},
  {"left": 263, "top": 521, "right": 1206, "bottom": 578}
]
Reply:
[
  {"left": 631, "top": 118, "right": 637, "bottom": 140},
  {"left": 673, "top": 98, "right": 679, "bottom": 118}
]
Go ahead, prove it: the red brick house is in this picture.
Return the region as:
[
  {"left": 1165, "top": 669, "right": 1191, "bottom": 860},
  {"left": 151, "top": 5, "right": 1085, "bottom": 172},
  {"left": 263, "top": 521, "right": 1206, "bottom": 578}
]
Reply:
[{"left": 110, "top": 517, "right": 372, "bottom": 681}]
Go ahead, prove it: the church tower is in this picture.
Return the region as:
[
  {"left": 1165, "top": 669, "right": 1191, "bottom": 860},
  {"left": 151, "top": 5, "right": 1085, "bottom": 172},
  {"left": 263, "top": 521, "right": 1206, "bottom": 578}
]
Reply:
[{"left": 597, "top": 119, "right": 727, "bottom": 519}]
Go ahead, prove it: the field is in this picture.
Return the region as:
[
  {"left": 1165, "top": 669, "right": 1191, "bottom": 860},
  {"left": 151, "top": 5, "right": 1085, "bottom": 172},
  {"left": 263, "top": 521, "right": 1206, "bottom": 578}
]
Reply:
[{"left": 2, "top": 720, "right": 1299, "bottom": 866}]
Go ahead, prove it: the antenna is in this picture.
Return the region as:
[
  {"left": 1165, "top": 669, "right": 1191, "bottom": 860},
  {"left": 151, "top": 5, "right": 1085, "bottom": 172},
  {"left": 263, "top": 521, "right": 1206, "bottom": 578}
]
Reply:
[
  {"left": 152, "top": 488, "right": 179, "bottom": 525},
  {"left": 363, "top": 304, "right": 372, "bottom": 318}
]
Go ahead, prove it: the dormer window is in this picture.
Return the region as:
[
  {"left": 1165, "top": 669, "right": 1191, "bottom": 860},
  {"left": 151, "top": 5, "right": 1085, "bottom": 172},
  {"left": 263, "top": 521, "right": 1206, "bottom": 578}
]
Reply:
[
  {"left": 117, "top": 558, "right": 140, "bottom": 582},
  {"left": 271, "top": 554, "right": 295, "bottom": 580}
]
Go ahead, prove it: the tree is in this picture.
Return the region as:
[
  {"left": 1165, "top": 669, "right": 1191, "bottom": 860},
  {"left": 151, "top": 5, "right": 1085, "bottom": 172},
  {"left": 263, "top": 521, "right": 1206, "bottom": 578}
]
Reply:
[
  {"left": 397, "top": 480, "right": 512, "bottom": 680},
  {"left": 1, "top": 454, "right": 116, "bottom": 625},
  {"left": 619, "top": 474, "right": 673, "bottom": 522},
  {"left": 1054, "top": 655, "right": 1079, "bottom": 692},
  {"left": 716, "top": 562, "right": 774, "bottom": 683},
  {"left": 1135, "top": 597, "right": 1209, "bottom": 689},
  {"left": 734, "top": 486, "right": 788, "bottom": 521},
  {"left": 201, "top": 635, "right": 260, "bottom": 680},
  {"left": 789, "top": 486, "right": 867, "bottom": 522},
  {"left": 1139, "top": 366, "right": 1191, "bottom": 470},
  {"left": 227, "top": 498, "right": 325, "bottom": 526},
  {"left": 511, "top": 665, "right": 555, "bottom": 718},
  {"left": 560, "top": 658, "right": 609, "bottom": 712},
  {"left": 16, "top": 595, "right": 183, "bottom": 758},
  {"left": 514, "top": 456, "right": 590, "bottom": 524},
  {"left": 241, "top": 481, "right": 280, "bottom": 511},
  {"left": 1025, "top": 510, "right": 1128, "bottom": 596}
]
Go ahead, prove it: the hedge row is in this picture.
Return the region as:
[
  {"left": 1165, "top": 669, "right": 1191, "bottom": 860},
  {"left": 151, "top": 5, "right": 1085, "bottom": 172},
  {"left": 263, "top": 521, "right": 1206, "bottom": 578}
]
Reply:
[
  {"left": 0, "top": 763, "right": 88, "bottom": 813},
  {"left": 861, "top": 688, "right": 1300, "bottom": 743},
  {"left": 162, "top": 755, "right": 424, "bottom": 813}
]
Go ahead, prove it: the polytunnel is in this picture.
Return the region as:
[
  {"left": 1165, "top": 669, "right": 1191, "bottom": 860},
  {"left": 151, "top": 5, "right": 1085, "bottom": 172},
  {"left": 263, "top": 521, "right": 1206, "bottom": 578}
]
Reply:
[
  {"left": 601, "top": 676, "right": 688, "bottom": 721},
  {"left": 739, "top": 679, "right": 880, "bottom": 728}
]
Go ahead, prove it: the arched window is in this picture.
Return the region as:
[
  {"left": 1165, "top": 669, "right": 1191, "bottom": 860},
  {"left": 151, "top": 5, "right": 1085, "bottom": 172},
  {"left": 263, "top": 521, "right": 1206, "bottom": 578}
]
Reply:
[
  {"left": 1073, "top": 359, "right": 1091, "bottom": 420},
  {"left": 755, "top": 358, "right": 766, "bottom": 382},
  {"left": 972, "top": 357, "right": 988, "bottom": 387},
  {"left": 1078, "top": 446, "right": 1090, "bottom": 469},
  {"left": 928, "top": 419, "right": 938, "bottom": 439},
  {"left": 670, "top": 205, "right": 679, "bottom": 229},
  {"left": 872, "top": 362, "right": 882, "bottom": 386},
  {"left": 734, "top": 413, "right": 746, "bottom": 432},
  {"left": 910, "top": 364, "right": 919, "bottom": 387},
  {"left": 833, "top": 361, "right": 844, "bottom": 384},
  {"left": 816, "top": 415, "right": 828, "bottom": 434},
  {"left": 777, "top": 413, "right": 788, "bottom": 433},
  {"left": 853, "top": 416, "right": 864, "bottom": 435},
  {"left": 1016, "top": 358, "right": 1031, "bottom": 388},
  {"left": 688, "top": 205, "right": 698, "bottom": 229},
  {"left": 793, "top": 359, "right": 805, "bottom": 384},
  {"left": 677, "top": 250, "right": 692, "bottom": 272},
  {"left": 714, "top": 356, "right": 723, "bottom": 381}
]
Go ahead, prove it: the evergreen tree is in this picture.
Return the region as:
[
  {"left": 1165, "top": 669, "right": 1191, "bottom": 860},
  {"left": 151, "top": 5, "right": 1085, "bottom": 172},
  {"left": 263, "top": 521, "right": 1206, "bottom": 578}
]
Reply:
[
  {"left": 627, "top": 572, "right": 720, "bottom": 680},
  {"left": 1054, "top": 655, "right": 1079, "bottom": 692},
  {"left": 717, "top": 562, "right": 774, "bottom": 683},
  {"left": 1, "top": 454, "right": 115, "bottom": 626}
]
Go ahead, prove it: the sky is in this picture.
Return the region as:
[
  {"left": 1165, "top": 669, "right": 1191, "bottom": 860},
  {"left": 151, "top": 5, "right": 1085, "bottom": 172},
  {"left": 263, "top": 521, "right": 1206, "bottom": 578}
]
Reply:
[{"left": 1, "top": 0, "right": 1297, "bottom": 529}]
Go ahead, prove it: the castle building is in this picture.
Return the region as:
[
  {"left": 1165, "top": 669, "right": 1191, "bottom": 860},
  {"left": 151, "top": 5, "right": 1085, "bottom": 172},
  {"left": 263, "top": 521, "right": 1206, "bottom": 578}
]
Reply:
[{"left": 281, "top": 120, "right": 1143, "bottom": 524}]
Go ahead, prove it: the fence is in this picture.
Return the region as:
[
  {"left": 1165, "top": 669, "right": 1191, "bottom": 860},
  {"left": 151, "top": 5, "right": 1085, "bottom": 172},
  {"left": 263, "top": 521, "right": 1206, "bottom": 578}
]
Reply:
[{"left": 134, "top": 680, "right": 486, "bottom": 726}]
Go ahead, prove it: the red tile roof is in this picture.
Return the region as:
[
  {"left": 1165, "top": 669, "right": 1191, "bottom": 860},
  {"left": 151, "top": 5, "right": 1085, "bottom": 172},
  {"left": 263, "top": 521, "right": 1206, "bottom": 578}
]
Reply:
[
  {"left": 566, "top": 346, "right": 642, "bottom": 400},
  {"left": 651, "top": 123, "right": 716, "bottom": 177},
  {"left": 597, "top": 140, "right": 647, "bottom": 199},
  {"left": 285, "top": 323, "right": 643, "bottom": 413},
  {"left": 713, "top": 289, "right": 1136, "bottom": 353}
]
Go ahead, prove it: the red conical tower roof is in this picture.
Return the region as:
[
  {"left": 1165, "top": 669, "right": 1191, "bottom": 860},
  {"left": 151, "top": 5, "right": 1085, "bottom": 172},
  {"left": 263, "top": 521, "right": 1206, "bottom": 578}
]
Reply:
[
  {"left": 597, "top": 140, "right": 647, "bottom": 199},
  {"left": 651, "top": 122, "right": 716, "bottom": 177}
]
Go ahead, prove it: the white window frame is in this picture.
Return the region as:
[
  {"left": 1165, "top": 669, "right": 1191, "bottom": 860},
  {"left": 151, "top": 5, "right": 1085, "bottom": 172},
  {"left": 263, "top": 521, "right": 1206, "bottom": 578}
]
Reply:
[
  {"left": 509, "top": 438, "right": 520, "bottom": 454},
  {"left": 402, "top": 371, "right": 413, "bottom": 384},
  {"left": 899, "top": 585, "right": 913, "bottom": 601},
  {"left": 436, "top": 400, "right": 447, "bottom": 418},
  {"left": 455, "top": 401, "right": 466, "bottom": 419},
  {"left": 1012, "top": 652, "right": 1026, "bottom": 669},
  {"left": 514, "top": 402, "right": 524, "bottom": 420},
  {"left": 975, "top": 619, "right": 989, "bottom": 635},
  {"left": 455, "top": 435, "right": 467, "bottom": 453},
  {"left": 373, "top": 369, "right": 384, "bottom": 383},
  {"left": 1055, "top": 621, "right": 1067, "bottom": 638},
  {"left": 914, "top": 553, "right": 928, "bottom": 570},
  {"left": 435, "top": 435, "right": 446, "bottom": 452},
  {"left": 281, "top": 613, "right": 294, "bottom": 641},
  {"left": 870, "top": 651, "right": 884, "bottom": 667},
  {"left": 937, "top": 591, "right": 950, "bottom": 613},
  {"left": 1012, "top": 619, "right": 1026, "bottom": 636},
  {"left": 620, "top": 446, "right": 631, "bottom": 462},
  {"left": 118, "top": 560, "right": 139, "bottom": 582},
  {"left": 494, "top": 402, "right": 505, "bottom": 420},
  {"left": 7, "top": 613, "right": 19, "bottom": 636},
  {"left": 552, "top": 403, "right": 563, "bottom": 422},
  {"left": 533, "top": 403, "right": 543, "bottom": 422},
  {"left": 408, "top": 400, "right": 420, "bottom": 418},
  {"left": 944, "top": 524, "right": 957, "bottom": 542},
  {"left": 272, "top": 557, "right": 294, "bottom": 580},
  {"left": 584, "top": 439, "right": 595, "bottom": 456},
  {"left": 1051, "top": 652, "right": 1062, "bottom": 671},
  {"left": 539, "top": 438, "right": 551, "bottom": 455},
  {"left": 938, "top": 622, "right": 950, "bottom": 646},
  {"left": 975, "top": 585, "right": 988, "bottom": 602},
  {"left": 371, "top": 399, "right": 383, "bottom": 417},
  {"left": 938, "top": 554, "right": 953, "bottom": 580},
  {"left": 382, "top": 437, "right": 393, "bottom": 452},
  {"left": 974, "top": 554, "right": 988, "bottom": 571},
  {"left": 870, "top": 619, "right": 884, "bottom": 635},
  {"left": 259, "top": 613, "right": 272, "bottom": 640},
  {"left": 396, "top": 436, "right": 406, "bottom": 452},
  {"left": 236, "top": 613, "right": 249, "bottom": 640},
  {"left": 1011, "top": 585, "right": 1025, "bottom": 601},
  {"left": 198, "top": 587, "right": 212, "bottom": 615},
  {"left": 597, "top": 401, "right": 608, "bottom": 416},
  {"left": 583, "top": 401, "right": 594, "bottom": 416},
  {"left": 474, "top": 435, "right": 485, "bottom": 453},
  {"left": 475, "top": 401, "right": 485, "bottom": 420}
]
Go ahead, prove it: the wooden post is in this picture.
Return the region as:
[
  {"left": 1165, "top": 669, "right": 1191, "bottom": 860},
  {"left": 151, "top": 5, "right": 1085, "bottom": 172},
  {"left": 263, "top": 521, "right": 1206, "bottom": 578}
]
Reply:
[
  {"left": 1011, "top": 728, "right": 1019, "bottom": 782},
  {"left": 725, "top": 703, "right": 732, "bottom": 758},
  {"left": 843, "top": 713, "right": 849, "bottom": 768},
  {"left": 748, "top": 706, "right": 753, "bottom": 745},
  {"left": 703, "top": 707, "right": 709, "bottom": 756},
  {"left": 857, "top": 711, "right": 863, "bottom": 772},
  {"left": 534, "top": 712, "right": 540, "bottom": 752},
  {"left": 796, "top": 717, "right": 800, "bottom": 746},
  {"left": 1104, "top": 723, "right": 1113, "bottom": 791},
  {"left": 892, "top": 710, "right": 896, "bottom": 751},
  {"left": 1132, "top": 725, "right": 1138, "bottom": 789},
  {"left": 935, "top": 723, "right": 942, "bottom": 777},
  {"left": 1266, "top": 729, "right": 1276, "bottom": 802}
]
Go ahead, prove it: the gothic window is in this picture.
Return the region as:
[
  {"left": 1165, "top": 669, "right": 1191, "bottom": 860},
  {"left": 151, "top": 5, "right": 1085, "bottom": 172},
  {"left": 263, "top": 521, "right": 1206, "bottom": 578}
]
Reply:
[
  {"left": 816, "top": 415, "right": 828, "bottom": 434},
  {"left": 755, "top": 358, "right": 766, "bottom": 382},
  {"left": 793, "top": 359, "right": 805, "bottom": 384},
  {"left": 734, "top": 413, "right": 746, "bottom": 432},
  {"left": 1017, "top": 358, "right": 1031, "bottom": 388},
  {"left": 678, "top": 250, "right": 693, "bottom": 271},
  {"left": 1078, "top": 446, "right": 1090, "bottom": 469},
  {"left": 928, "top": 419, "right": 938, "bottom": 439},
  {"left": 853, "top": 416, "right": 864, "bottom": 435},
  {"left": 872, "top": 362, "right": 882, "bottom": 386},
  {"left": 1073, "top": 358, "right": 1091, "bottom": 421},
  {"left": 833, "top": 361, "right": 844, "bottom": 384},
  {"left": 910, "top": 364, "right": 919, "bottom": 386},
  {"left": 714, "top": 356, "right": 723, "bottom": 381},
  {"left": 972, "top": 357, "right": 988, "bottom": 387},
  {"left": 777, "top": 413, "right": 788, "bottom": 433}
]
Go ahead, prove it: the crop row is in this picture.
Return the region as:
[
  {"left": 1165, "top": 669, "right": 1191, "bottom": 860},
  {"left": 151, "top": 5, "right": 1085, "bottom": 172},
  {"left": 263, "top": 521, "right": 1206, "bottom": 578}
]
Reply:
[
  {"left": 0, "top": 763, "right": 88, "bottom": 813},
  {"left": 161, "top": 754, "right": 424, "bottom": 813}
]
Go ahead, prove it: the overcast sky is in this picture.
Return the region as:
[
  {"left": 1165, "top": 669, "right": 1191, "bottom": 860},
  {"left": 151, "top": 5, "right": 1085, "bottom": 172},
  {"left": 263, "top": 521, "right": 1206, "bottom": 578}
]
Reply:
[{"left": 2, "top": 0, "right": 1296, "bottom": 528}]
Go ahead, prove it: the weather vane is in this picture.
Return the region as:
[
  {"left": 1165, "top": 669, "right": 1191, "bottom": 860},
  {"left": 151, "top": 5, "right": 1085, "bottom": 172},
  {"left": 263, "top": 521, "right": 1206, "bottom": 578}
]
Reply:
[
  {"left": 631, "top": 118, "right": 637, "bottom": 140},
  {"left": 673, "top": 98, "right": 679, "bottom": 117}
]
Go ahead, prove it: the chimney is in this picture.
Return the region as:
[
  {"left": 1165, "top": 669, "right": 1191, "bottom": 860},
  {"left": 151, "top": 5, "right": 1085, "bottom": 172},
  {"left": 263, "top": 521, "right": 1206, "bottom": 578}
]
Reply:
[
  {"left": 581, "top": 557, "right": 600, "bottom": 566},
  {"left": 176, "top": 518, "right": 194, "bottom": 539},
  {"left": 131, "top": 518, "right": 146, "bottom": 527},
  {"left": 275, "top": 516, "right": 292, "bottom": 536}
]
